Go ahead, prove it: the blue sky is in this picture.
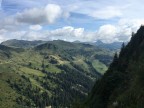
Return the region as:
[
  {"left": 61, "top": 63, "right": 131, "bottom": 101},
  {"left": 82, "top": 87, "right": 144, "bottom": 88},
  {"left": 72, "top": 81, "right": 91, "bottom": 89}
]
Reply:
[{"left": 0, "top": 0, "right": 144, "bottom": 43}]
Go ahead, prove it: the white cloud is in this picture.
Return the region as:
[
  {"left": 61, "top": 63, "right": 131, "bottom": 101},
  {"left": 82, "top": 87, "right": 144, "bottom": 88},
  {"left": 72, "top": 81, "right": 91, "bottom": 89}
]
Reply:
[
  {"left": 0, "top": 3, "right": 70, "bottom": 31},
  {"left": 96, "top": 19, "right": 144, "bottom": 43},
  {"left": 96, "top": 24, "right": 132, "bottom": 43},
  {"left": 89, "top": 6, "right": 122, "bottom": 19},
  {"left": 0, "top": 0, "right": 144, "bottom": 44},
  {"left": 0, "top": 26, "right": 89, "bottom": 42},
  {"left": 49, "top": 26, "right": 84, "bottom": 38},
  {"left": 0, "top": 18, "right": 144, "bottom": 43},
  {"left": 21, "top": 31, "right": 46, "bottom": 40},
  {"left": 45, "top": 4, "right": 62, "bottom": 23},
  {"left": 29, "top": 25, "right": 42, "bottom": 31},
  {"left": 118, "top": 19, "right": 144, "bottom": 31},
  {"left": 16, "top": 4, "right": 65, "bottom": 24},
  {"left": 0, "top": 30, "right": 26, "bottom": 42},
  {"left": 73, "top": 28, "right": 84, "bottom": 37},
  {"left": 97, "top": 24, "right": 117, "bottom": 43}
]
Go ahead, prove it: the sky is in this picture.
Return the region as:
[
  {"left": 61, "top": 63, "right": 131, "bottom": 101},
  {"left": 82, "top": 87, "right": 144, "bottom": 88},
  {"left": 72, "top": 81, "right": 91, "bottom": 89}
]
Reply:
[{"left": 0, "top": 0, "right": 144, "bottom": 43}]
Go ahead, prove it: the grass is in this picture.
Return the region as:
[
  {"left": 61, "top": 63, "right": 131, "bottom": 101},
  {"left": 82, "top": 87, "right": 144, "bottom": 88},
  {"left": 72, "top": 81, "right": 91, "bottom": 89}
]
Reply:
[
  {"left": 19, "top": 67, "right": 45, "bottom": 77},
  {"left": 92, "top": 60, "right": 108, "bottom": 74},
  {"left": 0, "top": 64, "right": 12, "bottom": 73},
  {"left": 49, "top": 55, "right": 65, "bottom": 64},
  {"left": 45, "top": 64, "right": 61, "bottom": 73},
  {"left": 0, "top": 80, "right": 18, "bottom": 108},
  {"left": 73, "top": 58, "right": 90, "bottom": 72},
  {"left": 29, "top": 78, "right": 45, "bottom": 90},
  {"left": 0, "top": 72, "right": 21, "bottom": 108}
]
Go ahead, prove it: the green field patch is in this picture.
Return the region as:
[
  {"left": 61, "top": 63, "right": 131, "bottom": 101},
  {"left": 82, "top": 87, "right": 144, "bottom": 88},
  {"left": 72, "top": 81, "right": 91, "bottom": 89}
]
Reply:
[
  {"left": 92, "top": 60, "right": 108, "bottom": 74},
  {"left": 45, "top": 64, "right": 61, "bottom": 73},
  {"left": 73, "top": 58, "right": 89, "bottom": 72},
  {"left": 19, "top": 67, "right": 45, "bottom": 77}
]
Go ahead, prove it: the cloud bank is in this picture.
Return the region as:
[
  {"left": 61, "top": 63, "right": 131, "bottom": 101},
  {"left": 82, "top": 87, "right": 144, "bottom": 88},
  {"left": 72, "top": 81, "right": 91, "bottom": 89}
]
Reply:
[
  {"left": 0, "top": 0, "right": 144, "bottom": 43},
  {"left": 0, "top": 18, "right": 143, "bottom": 43}
]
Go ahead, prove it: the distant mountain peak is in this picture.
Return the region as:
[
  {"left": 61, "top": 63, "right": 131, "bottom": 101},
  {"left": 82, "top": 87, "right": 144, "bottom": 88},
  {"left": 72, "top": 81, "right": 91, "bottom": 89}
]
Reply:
[
  {"left": 96, "top": 40, "right": 103, "bottom": 44},
  {"left": 73, "top": 40, "right": 81, "bottom": 43}
]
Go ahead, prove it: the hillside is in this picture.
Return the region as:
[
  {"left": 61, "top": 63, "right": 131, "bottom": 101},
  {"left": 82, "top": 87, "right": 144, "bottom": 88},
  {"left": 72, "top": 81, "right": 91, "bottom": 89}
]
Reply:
[
  {"left": 0, "top": 40, "right": 114, "bottom": 108},
  {"left": 94, "top": 40, "right": 124, "bottom": 51},
  {"left": 75, "top": 41, "right": 123, "bottom": 51},
  {"left": 1, "top": 39, "right": 46, "bottom": 48},
  {"left": 85, "top": 26, "right": 144, "bottom": 108}
]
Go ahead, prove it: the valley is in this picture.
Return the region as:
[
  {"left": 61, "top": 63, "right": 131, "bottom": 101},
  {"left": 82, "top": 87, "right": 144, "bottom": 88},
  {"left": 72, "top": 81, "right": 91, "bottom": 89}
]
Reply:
[
  {"left": 0, "top": 40, "right": 114, "bottom": 108},
  {"left": 0, "top": 0, "right": 143, "bottom": 108}
]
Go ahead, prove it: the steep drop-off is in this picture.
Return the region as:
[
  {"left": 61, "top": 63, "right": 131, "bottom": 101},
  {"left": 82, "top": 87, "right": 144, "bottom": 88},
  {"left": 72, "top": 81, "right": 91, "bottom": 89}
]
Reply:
[{"left": 86, "top": 26, "right": 144, "bottom": 108}]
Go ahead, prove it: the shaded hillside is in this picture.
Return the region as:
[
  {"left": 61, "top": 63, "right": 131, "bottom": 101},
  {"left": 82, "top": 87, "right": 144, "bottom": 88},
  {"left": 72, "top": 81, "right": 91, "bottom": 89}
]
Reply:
[
  {"left": 82, "top": 41, "right": 124, "bottom": 51},
  {"left": 1, "top": 39, "right": 46, "bottom": 48},
  {"left": 86, "top": 26, "right": 144, "bottom": 108},
  {"left": 0, "top": 44, "right": 24, "bottom": 60},
  {"left": 0, "top": 40, "right": 113, "bottom": 108},
  {"left": 94, "top": 40, "right": 124, "bottom": 51}
]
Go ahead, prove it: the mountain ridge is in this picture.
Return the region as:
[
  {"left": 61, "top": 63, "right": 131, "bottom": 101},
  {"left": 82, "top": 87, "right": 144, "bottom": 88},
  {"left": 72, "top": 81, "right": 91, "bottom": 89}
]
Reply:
[
  {"left": 1, "top": 39, "right": 124, "bottom": 51},
  {"left": 0, "top": 40, "right": 114, "bottom": 108},
  {"left": 1, "top": 39, "right": 47, "bottom": 48}
]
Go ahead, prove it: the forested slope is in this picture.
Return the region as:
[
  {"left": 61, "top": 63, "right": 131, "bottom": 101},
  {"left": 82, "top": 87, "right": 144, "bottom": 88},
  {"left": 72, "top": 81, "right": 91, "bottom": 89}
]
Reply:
[
  {"left": 86, "top": 26, "right": 144, "bottom": 108},
  {"left": 0, "top": 40, "right": 113, "bottom": 108}
]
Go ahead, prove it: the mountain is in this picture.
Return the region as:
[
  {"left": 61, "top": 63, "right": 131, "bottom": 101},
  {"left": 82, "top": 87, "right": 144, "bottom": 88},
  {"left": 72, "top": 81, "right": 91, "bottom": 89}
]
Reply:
[
  {"left": 84, "top": 26, "right": 144, "bottom": 108},
  {"left": 0, "top": 40, "right": 114, "bottom": 108},
  {"left": 94, "top": 40, "right": 124, "bottom": 51},
  {"left": 1, "top": 39, "right": 46, "bottom": 48},
  {"left": 1, "top": 39, "right": 123, "bottom": 51}
]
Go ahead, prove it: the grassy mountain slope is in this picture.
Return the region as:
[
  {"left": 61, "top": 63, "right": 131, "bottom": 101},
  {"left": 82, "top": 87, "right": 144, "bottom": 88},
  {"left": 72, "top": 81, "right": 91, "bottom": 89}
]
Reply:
[
  {"left": 0, "top": 40, "right": 113, "bottom": 108},
  {"left": 85, "top": 26, "right": 144, "bottom": 108},
  {"left": 1, "top": 39, "right": 46, "bottom": 48}
]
